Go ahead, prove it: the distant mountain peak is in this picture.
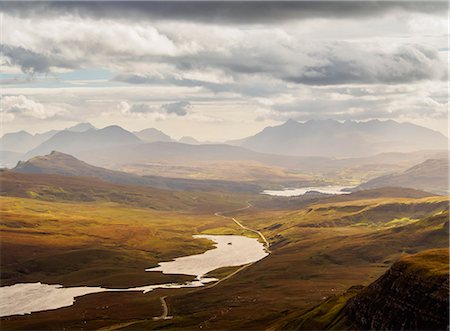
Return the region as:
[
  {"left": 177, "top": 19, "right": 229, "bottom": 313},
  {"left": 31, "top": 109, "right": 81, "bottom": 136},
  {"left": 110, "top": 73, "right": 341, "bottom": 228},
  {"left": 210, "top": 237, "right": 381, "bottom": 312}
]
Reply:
[
  {"left": 238, "top": 119, "right": 448, "bottom": 158},
  {"left": 179, "top": 136, "right": 199, "bottom": 144},
  {"left": 66, "top": 122, "right": 96, "bottom": 132},
  {"left": 281, "top": 118, "right": 300, "bottom": 126},
  {"left": 101, "top": 125, "right": 125, "bottom": 131},
  {"left": 134, "top": 127, "right": 172, "bottom": 143}
]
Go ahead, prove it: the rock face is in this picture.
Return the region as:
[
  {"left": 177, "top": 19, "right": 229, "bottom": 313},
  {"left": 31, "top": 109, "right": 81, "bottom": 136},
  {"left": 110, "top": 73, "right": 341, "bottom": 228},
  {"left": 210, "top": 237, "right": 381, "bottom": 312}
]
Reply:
[
  {"left": 342, "top": 249, "right": 449, "bottom": 331},
  {"left": 280, "top": 249, "right": 449, "bottom": 331}
]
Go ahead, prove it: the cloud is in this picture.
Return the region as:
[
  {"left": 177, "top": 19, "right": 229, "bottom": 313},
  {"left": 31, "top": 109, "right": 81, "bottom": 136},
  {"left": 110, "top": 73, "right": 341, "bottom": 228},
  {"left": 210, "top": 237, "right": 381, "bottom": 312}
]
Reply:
[
  {"left": 118, "top": 100, "right": 191, "bottom": 118},
  {"left": 1, "top": 45, "right": 50, "bottom": 74},
  {"left": 2, "top": 10, "right": 446, "bottom": 87},
  {"left": 2, "top": 2, "right": 446, "bottom": 24},
  {"left": 118, "top": 101, "right": 156, "bottom": 115},
  {"left": 256, "top": 83, "right": 449, "bottom": 122},
  {"left": 284, "top": 44, "right": 446, "bottom": 85},
  {"left": 161, "top": 101, "right": 191, "bottom": 116},
  {"left": 1, "top": 95, "right": 68, "bottom": 120}
]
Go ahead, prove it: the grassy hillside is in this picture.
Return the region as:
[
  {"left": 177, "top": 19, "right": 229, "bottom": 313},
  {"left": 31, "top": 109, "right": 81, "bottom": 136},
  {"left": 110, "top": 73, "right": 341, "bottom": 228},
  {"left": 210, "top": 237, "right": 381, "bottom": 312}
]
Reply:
[
  {"left": 0, "top": 171, "right": 255, "bottom": 213},
  {"left": 0, "top": 196, "right": 248, "bottom": 288},
  {"left": 355, "top": 158, "right": 449, "bottom": 195}
]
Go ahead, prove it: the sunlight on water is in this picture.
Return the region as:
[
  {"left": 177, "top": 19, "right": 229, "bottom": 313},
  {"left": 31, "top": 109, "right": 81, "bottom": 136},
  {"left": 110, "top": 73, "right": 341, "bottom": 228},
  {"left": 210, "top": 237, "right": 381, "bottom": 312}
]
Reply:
[{"left": 0, "top": 235, "right": 268, "bottom": 317}]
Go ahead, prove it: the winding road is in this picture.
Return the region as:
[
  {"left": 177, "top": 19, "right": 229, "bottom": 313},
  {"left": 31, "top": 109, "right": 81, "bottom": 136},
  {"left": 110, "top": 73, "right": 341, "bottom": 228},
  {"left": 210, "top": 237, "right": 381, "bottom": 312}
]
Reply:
[
  {"left": 214, "top": 202, "right": 270, "bottom": 252},
  {"left": 153, "top": 202, "right": 271, "bottom": 321},
  {"left": 152, "top": 296, "right": 172, "bottom": 320}
]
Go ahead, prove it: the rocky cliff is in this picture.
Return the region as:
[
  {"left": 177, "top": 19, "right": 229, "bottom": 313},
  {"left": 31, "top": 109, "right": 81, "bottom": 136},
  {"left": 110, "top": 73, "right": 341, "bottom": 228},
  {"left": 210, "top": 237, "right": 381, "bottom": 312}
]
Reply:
[
  {"left": 341, "top": 249, "right": 449, "bottom": 330},
  {"left": 282, "top": 249, "right": 449, "bottom": 330}
]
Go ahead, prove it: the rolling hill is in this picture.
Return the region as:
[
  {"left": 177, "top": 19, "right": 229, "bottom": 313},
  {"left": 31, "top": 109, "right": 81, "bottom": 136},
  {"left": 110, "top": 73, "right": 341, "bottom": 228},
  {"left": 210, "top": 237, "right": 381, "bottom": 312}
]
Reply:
[
  {"left": 12, "top": 151, "right": 262, "bottom": 193},
  {"left": 233, "top": 119, "right": 448, "bottom": 157},
  {"left": 354, "top": 158, "right": 449, "bottom": 195}
]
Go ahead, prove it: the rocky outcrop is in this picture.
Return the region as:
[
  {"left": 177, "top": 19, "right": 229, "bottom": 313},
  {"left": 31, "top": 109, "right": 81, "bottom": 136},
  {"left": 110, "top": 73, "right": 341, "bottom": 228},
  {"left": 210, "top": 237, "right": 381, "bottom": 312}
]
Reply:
[
  {"left": 281, "top": 249, "right": 449, "bottom": 330},
  {"left": 342, "top": 249, "right": 449, "bottom": 330}
]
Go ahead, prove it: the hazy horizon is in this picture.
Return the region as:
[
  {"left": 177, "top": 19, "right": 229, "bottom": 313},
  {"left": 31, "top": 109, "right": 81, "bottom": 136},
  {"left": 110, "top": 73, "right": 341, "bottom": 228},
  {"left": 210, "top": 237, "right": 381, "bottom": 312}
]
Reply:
[
  {"left": 1, "top": 1, "right": 449, "bottom": 140},
  {"left": 1, "top": 118, "right": 449, "bottom": 143}
]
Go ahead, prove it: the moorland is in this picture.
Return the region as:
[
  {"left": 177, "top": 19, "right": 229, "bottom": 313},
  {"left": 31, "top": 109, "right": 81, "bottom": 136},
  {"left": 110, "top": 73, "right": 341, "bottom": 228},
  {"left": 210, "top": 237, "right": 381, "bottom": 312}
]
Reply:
[{"left": 0, "top": 120, "right": 449, "bottom": 330}]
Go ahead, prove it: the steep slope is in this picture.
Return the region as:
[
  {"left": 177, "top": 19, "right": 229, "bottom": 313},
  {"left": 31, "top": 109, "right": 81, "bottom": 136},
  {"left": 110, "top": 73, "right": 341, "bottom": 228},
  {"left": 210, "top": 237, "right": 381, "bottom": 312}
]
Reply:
[
  {"left": 341, "top": 248, "right": 449, "bottom": 331},
  {"left": 286, "top": 249, "right": 449, "bottom": 330},
  {"left": 24, "top": 125, "right": 142, "bottom": 159},
  {"left": 134, "top": 128, "right": 173, "bottom": 143},
  {"left": 283, "top": 249, "right": 449, "bottom": 331},
  {"left": 354, "top": 158, "right": 449, "bottom": 195},
  {"left": 236, "top": 119, "right": 448, "bottom": 157},
  {"left": 12, "top": 151, "right": 261, "bottom": 193}
]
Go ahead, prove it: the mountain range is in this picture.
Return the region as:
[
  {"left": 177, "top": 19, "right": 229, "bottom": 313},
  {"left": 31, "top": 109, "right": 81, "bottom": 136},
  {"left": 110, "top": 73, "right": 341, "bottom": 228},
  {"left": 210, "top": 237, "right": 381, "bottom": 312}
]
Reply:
[
  {"left": 1, "top": 119, "right": 448, "bottom": 171},
  {"left": 232, "top": 119, "right": 448, "bottom": 157},
  {"left": 23, "top": 125, "right": 141, "bottom": 160},
  {"left": 0, "top": 122, "right": 95, "bottom": 155}
]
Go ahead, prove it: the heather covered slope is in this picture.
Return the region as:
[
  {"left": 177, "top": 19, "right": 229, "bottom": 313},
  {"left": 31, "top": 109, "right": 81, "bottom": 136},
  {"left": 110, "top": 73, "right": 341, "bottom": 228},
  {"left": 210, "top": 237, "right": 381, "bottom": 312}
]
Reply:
[
  {"left": 354, "top": 158, "right": 449, "bottom": 195},
  {"left": 282, "top": 248, "right": 449, "bottom": 331}
]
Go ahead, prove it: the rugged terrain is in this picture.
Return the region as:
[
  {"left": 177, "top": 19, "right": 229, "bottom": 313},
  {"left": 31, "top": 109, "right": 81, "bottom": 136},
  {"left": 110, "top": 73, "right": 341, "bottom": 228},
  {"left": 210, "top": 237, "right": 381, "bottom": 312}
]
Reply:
[{"left": 282, "top": 248, "right": 449, "bottom": 331}]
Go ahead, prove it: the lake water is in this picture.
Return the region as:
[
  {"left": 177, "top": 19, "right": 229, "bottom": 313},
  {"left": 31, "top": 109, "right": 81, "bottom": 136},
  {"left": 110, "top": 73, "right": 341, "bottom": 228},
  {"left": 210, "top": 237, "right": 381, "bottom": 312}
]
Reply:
[
  {"left": 0, "top": 235, "right": 268, "bottom": 317},
  {"left": 148, "top": 235, "right": 268, "bottom": 277},
  {"left": 262, "top": 185, "right": 352, "bottom": 197}
]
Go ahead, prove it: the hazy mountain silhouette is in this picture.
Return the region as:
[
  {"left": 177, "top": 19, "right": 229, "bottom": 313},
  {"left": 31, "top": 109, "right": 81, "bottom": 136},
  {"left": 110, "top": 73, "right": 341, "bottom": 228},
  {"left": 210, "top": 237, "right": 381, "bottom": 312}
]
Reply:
[
  {"left": 234, "top": 119, "right": 448, "bottom": 157},
  {"left": 66, "top": 122, "right": 96, "bottom": 132},
  {"left": 0, "top": 130, "right": 58, "bottom": 153},
  {"left": 134, "top": 128, "right": 173, "bottom": 143},
  {"left": 24, "top": 125, "right": 142, "bottom": 159},
  {"left": 354, "top": 158, "right": 449, "bottom": 195},
  {"left": 0, "top": 122, "right": 96, "bottom": 154},
  {"left": 179, "top": 136, "right": 200, "bottom": 145}
]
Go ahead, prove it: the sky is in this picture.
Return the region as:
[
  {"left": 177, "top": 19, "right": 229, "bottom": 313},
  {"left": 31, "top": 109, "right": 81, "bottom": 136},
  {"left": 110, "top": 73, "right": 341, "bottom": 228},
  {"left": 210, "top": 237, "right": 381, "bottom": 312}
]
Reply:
[{"left": 1, "top": 1, "right": 449, "bottom": 141}]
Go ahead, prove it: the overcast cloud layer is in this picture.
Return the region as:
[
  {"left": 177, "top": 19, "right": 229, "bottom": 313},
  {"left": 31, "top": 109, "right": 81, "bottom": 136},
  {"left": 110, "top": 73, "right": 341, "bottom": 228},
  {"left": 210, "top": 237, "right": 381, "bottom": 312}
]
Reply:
[{"left": 1, "top": 1, "right": 448, "bottom": 140}]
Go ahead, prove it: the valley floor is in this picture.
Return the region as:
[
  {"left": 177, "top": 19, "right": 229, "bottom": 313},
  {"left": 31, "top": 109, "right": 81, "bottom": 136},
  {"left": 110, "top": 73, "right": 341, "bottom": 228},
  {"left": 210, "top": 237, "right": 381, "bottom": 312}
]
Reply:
[{"left": 0, "top": 184, "right": 448, "bottom": 330}]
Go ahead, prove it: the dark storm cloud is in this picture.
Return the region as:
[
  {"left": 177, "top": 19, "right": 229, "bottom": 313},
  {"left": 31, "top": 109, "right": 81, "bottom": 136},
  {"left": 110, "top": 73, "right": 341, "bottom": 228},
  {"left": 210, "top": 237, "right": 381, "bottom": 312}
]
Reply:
[
  {"left": 1, "top": 45, "right": 77, "bottom": 74},
  {"left": 1, "top": 45, "right": 50, "bottom": 74},
  {"left": 2, "top": 1, "right": 447, "bottom": 23},
  {"left": 284, "top": 45, "right": 446, "bottom": 85},
  {"left": 114, "top": 43, "right": 445, "bottom": 89}
]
